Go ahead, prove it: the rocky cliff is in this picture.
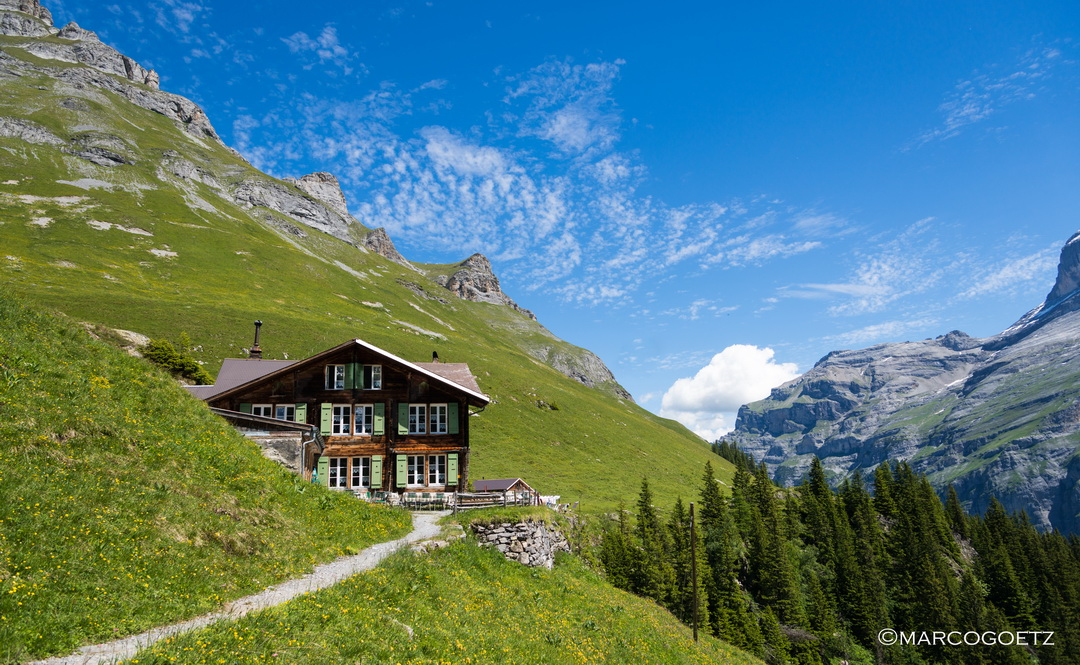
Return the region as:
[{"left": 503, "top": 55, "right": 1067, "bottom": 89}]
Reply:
[
  {"left": 432, "top": 253, "right": 536, "bottom": 319},
  {"left": 722, "top": 232, "right": 1080, "bottom": 533}
]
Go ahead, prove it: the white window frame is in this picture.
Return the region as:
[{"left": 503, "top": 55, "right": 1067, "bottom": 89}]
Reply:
[
  {"left": 407, "top": 455, "right": 425, "bottom": 487},
  {"left": 331, "top": 404, "right": 351, "bottom": 435},
  {"left": 429, "top": 404, "right": 448, "bottom": 434},
  {"left": 251, "top": 404, "right": 273, "bottom": 417},
  {"left": 328, "top": 457, "right": 348, "bottom": 489},
  {"left": 325, "top": 364, "right": 345, "bottom": 390},
  {"left": 428, "top": 454, "right": 446, "bottom": 486},
  {"left": 363, "top": 364, "right": 382, "bottom": 390},
  {"left": 351, "top": 457, "right": 370, "bottom": 489},
  {"left": 354, "top": 404, "right": 374, "bottom": 436},
  {"left": 408, "top": 404, "right": 427, "bottom": 435},
  {"left": 274, "top": 404, "right": 296, "bottom": 422}
]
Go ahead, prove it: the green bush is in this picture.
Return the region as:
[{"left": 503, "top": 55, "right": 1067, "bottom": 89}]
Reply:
[{"left": 143, "top": 338, "right": 214, "bottom": 385}]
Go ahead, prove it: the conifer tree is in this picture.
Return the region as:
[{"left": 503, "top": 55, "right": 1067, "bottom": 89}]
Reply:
[
  {"left": 635, "top": 478, "right": 674, "bottom": 606},
  {"left": 759, "top": 606, "right": 792, "bottom": 665},
  {"left": 599, "top": 503, "right": 639, "bottom": 593},
  {"left": 944, "top": 484, "right": 969, "bottom": 540},
  {"left": 873, "top": 462, "right": 897, "bottom": 520}
]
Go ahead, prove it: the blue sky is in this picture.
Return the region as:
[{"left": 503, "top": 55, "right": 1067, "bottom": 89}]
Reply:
[{"left": 49, "top": 0, "right": 1080, "bottom": 439}]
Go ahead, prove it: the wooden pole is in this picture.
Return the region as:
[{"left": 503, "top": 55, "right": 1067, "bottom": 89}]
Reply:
[{"left": 690, "top": 501, "right": 699, "bottom": 642}]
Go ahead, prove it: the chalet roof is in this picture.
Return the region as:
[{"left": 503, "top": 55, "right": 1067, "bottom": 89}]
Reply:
[
  {"left": 184, "top": 358, "right": 297, "bottom": 400},
  {"left": 473, "top": 478, "right": 534, "bottom": 492},
  {"left": 197, "top": 339, "right": 489, "bottom": 406},
  {"left": 415, "top": 362, "right": 483, "bottom": 395}
]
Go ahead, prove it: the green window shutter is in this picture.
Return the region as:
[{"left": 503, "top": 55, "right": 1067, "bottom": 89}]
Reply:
[
  {"left": 395, "top": 454, "right": 407, "bottom": 487},
  {"left": 373, "top": 403, "right": 385, "bottom": 435},
  {"left": 344, "top": 362, "right": 357, "bottom": 390},
  {"left": 371, "top": 455, "right": 383, "bottom": 489},
  {"left": 320, "top": 403, "right": 333, "bottom": 436},
  {"left": 448, "top": 403, "right": 459, "bottom": 435},
  {"left": 317, "top": 456, "right": 330, "bottom": 488},
  {"left": 397, "top": 403, "right": 409, "bottom": 436},
  {"left": 239, "top": 403, "right": 252, "bottom": 414},
  {"left": 294, "top": 403, "right": 307, "bottom": 424},
  {"left": 448, "top": 453, "right": 459, "bottom": 485}
]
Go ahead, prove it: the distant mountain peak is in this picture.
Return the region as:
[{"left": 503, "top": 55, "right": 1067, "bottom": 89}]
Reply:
[
  {"left": 0, "top": 0, "right": 51, "bottom": 25},
  {"left": 284, "top": 172, "right": 350, "bottom": 219},
  {"left": 432, "top": 253, "right": 536, "bottom": 320},
  {"left": 723, "top": 230, "right": 1080, "bottom": 534},
  {"left": 1045, "top": 230, "right": 1080, "bottom": 307}
]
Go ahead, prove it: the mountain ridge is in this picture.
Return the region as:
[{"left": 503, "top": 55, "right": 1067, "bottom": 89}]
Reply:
[
  {"left": 0, "top": 0, "right": 703, "bottom": 509},
  {"left": 722, "top": 231, "right": 1080, "bottom": 533},
  {"left": 0, "top": 0, "right": 628, "bottom": 394}
]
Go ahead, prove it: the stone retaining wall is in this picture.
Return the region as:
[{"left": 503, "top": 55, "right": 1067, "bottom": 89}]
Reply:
[{"left": 471, "top": 519, "right": 570, "bottom": 569}]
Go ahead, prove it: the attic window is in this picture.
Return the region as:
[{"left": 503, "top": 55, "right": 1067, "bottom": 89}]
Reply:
[
  {"left": 326, "top": 364, "right": 345, "bottom": 390},
  {"left": 363, "top": 364, "right": 382, "bottom": 390}
]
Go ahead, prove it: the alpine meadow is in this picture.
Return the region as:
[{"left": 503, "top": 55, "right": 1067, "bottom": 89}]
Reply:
[{"left": 2, "top": 1, "right": 1079, "bottom": 665}]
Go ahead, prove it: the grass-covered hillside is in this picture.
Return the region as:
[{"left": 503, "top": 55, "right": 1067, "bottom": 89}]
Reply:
[
  {"left": 0, "top": 32, "right": 731, "bottom": 511},
  {"left": 130, "top": 538, "right": 761, "bottom": 665},
  {"left": 0, "top": 292, "right": 412, "bottom": 662}
]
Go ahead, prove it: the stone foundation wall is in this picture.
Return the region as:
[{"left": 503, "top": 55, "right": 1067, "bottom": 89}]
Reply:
[{"left": 471, "top": 519, "right": 569, "bottom": 569}]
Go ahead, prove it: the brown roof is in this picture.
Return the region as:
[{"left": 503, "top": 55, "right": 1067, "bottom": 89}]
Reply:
[
  {"left": 414, "top": 362, "right": 483, "bottom": 395},
  {"left": 183, "top": 358, "right": 297, "bottom": 400},
  {"left": 473, "top": 478, "right": 534, "bottom": 492},
  {"left": 192, "top": 339, "right": 489, "bottom": 406}
]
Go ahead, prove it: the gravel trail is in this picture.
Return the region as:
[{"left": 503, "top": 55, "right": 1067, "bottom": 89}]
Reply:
[{"left": 26, "top": 511, "right": 446, "bottom": 665}]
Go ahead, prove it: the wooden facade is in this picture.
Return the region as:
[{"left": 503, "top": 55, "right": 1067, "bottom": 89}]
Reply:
[{"left": 197, "top": 339, "right": 488, "bottom": 495}]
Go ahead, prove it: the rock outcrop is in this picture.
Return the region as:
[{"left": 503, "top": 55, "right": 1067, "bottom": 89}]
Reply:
[
  {"left": 528, "top": 344, "right": 634, "bottom": 401},
  {"left": 284, "top": 172, "right": 349, "bottom": 218},
  {"left": 722, "top": 231, "right": 1080, "bottom": 534},
  {"left": 434, "top": 253, "right": 536, "bottom": 320},
  {"left": 232, "top": 178, "right": 354, "bottom": 241},
  {"left": 362, "top": 227, "right": 413, "bottom": 268},
  {"left": 0, "top": 3, "right": 161, "bottom": 90},
  {"left": 0, "top": 0, "right": 51, "bottom": 36}
]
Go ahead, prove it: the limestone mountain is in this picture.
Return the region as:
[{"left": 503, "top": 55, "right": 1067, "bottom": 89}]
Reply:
[
  {"left": 722, "top": 232, "right": 1080, "bottom": 533},
  {"left": 0, "top": 0, "right": 701, "bottom": 507}
]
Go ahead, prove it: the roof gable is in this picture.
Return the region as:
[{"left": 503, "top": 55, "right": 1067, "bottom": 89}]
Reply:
[{"left": 202, "top": 339, "right": 489, "bottom": 405}]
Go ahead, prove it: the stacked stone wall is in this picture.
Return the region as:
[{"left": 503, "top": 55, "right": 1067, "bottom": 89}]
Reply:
[{"left": 471, "top": 520, "right": 570, "bottom": 569}]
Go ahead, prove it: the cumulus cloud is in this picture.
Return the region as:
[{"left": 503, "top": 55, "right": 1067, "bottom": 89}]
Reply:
[{"left": 660, "top": 345, "right": 800, "bottom": 440}]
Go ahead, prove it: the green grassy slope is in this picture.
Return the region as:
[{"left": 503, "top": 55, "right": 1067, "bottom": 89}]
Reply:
[
  {"left": 0, "top": 292, "right": 412, "bottom": 661},
  {"left": 132, "top": 543, "right": 761, "bottom": 665},
  {"left": 0, "top": 39, "right": 732, "bottom": 511}
]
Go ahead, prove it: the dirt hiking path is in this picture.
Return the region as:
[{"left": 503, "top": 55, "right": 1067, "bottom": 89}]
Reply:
[{"left": 27, "top": 511, "right": 447, "bottom": 665}]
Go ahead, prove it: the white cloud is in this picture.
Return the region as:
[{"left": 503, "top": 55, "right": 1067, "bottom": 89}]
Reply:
[
  {"left": 282, "top": 25, "right": 357, "bottom": 74},
  {"left": 153, "top": 0, "right": 206, "bottom": 35},
  {"left": 910, "top": 45, "right": 1065, "bottom": 148},
  {"left": 228, "top": 57, "right": 847, "bottom": 308},
  {"left": 505, "top": 59, "right": 623, "bottom": 158},
  {"left": 959, "top": 247, "right": 1058, "bottom": 299},
  {"left": 822, "top": 318, "right": 939, "bottom": 347},
  {"left": 660, "top": 345, "right": 800, "bottom": 440}
]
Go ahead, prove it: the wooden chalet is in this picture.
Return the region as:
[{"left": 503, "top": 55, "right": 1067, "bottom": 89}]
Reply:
[{"left": 187, "top": 338, "right": 489, "bottom": 496}]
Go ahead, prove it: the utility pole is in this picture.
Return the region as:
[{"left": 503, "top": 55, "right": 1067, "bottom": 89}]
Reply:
[{"left": 690, "top": 501, "right": 699, "bottom": 642}]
